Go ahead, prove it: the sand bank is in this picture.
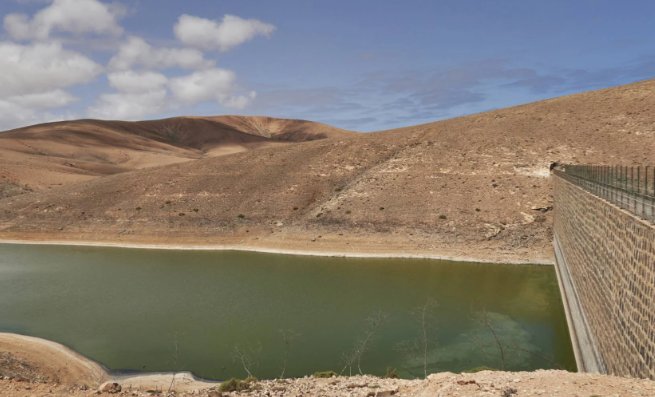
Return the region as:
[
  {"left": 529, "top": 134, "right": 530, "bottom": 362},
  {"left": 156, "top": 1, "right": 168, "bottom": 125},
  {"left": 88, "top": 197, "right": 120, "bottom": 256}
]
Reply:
[{"left": 0, "top": 238, "right": 553, "bottom": 265}]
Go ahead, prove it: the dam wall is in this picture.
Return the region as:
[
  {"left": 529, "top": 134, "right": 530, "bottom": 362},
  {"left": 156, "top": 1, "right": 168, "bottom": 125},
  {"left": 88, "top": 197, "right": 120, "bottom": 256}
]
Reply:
[{"left": 553, "top": 165, "right": 655, "bottom": 379}]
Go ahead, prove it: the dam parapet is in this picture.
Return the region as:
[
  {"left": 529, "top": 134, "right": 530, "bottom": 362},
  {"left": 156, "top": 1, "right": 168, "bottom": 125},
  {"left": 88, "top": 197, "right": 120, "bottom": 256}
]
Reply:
[{"left": 553, "top": 164, "right": 655, "bottom": 379}]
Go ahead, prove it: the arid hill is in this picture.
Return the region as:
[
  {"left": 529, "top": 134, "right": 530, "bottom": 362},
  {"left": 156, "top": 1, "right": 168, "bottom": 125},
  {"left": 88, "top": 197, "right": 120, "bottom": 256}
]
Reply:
[
  {"left": 1, "top": 79, "right": 655, "bottom": 262},
  {"left": 0, "top": 116, "right": 352, "bottom": 197}
]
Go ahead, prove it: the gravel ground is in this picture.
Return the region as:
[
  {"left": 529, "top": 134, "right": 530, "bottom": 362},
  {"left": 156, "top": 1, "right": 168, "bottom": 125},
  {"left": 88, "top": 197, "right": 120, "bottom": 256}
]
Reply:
[{"left": 2, "top": 370, "right": 655, "bottom": 397}]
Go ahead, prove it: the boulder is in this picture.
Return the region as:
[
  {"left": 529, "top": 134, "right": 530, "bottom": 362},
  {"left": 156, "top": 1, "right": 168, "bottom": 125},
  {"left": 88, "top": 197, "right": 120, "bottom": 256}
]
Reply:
[{"left": 98, "top": 381, "right": 121, "bottom": 394}]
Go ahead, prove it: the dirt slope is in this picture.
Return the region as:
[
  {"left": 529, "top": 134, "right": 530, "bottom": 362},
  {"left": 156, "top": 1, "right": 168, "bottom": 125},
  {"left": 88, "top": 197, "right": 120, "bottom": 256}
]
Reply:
[
  {"left": 0, "top": 116, "right": 352, "bottom": 197},
  {"left": 1, "top": 79, "right": 655, "bottom": 262}
]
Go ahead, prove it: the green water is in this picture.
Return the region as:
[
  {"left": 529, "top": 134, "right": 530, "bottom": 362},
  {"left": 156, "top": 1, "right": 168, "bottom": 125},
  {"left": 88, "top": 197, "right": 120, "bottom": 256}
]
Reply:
[{"left": 0, "top": 243, "right": 575, "bottom": 379}]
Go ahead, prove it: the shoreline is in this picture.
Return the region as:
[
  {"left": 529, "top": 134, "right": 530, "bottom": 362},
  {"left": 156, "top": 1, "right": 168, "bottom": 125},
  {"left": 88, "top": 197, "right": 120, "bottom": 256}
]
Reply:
[
  {"left": 0, "top": 332, "right": 217, "bottom": 392},
  {"left": 3, "top": 332, "right": 655, "bottom": 397},
  {"left": 0, "top": 238, "right": 554, "bottom": 265}
]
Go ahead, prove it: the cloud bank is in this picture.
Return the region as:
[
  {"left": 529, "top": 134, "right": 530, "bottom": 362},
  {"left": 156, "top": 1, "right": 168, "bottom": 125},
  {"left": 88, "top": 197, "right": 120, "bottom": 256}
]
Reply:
[{"left": 0, "top": 0, "right": 275, "bottom": 129}]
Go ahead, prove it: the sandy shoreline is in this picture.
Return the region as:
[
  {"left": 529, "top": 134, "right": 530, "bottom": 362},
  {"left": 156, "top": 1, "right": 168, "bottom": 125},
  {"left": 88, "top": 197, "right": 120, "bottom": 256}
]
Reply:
[
  {"left": 0, "top": 332, "right": 218, "bottom": 392},
  {"left": 0, "top": 238, "right": 554, "bottom": 265},
  {"left": 0, "top": 333, "right": 107, "bottom": 386}
]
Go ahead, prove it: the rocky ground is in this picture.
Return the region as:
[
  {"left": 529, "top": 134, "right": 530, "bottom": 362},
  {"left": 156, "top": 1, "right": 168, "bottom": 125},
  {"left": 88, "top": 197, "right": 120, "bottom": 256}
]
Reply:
[{"left": 2, "top": 370, "right": 655, "bottom": 397}]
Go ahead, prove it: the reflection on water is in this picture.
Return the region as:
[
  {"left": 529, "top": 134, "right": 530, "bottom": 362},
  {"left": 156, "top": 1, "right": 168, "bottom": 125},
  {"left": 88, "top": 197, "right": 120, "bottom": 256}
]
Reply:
[
  {"left": 0, "top": 243, "right": 575, "bottom": 379},
  {"left": 400, "top": 311, "right": 542, "bottom": 377}
]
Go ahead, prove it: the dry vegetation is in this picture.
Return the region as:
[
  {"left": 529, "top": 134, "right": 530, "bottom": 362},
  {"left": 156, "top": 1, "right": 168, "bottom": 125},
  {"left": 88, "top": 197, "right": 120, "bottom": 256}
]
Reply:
[{"left": 1, "top": 80, "right": 655, "bottom": 262}]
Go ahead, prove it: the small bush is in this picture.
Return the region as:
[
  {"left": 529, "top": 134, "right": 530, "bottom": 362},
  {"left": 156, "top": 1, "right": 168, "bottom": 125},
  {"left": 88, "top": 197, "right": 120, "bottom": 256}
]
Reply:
[
  {"left": 219, "top": 376, "right": 257, "bottom": 392},
  {"left": 237, "top": 214, "right": 245, "bottom": 219},
  {"left": 439, "top": 214, "right": 447, "bottom": 220},
  {"left": 178, "top": 212, "right": 185, "bottom": 216},
  {"left": 192, "top": 208, "right": 199, "bottom": 212},
  {"left": 135, "top": 207, "right": 142, "bottom": 211},
  {"left": 383, "top": 367, "right": 398, "bottom": 378},
  {"left": 313, "top": 370, "right": 337, "bottom": 378}
]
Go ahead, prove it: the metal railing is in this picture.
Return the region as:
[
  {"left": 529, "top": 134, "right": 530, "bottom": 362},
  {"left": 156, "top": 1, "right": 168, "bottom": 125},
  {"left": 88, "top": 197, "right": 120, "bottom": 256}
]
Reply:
[{"left": 553, "top": 164, "right": 655, "bottom": 224}]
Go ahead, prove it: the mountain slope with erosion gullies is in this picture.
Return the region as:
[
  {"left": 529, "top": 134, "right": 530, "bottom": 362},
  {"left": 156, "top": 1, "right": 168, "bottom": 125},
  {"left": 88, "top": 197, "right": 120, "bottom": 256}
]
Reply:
[{"left": 1, "top": 80, "right": 655, "bottom": 262}]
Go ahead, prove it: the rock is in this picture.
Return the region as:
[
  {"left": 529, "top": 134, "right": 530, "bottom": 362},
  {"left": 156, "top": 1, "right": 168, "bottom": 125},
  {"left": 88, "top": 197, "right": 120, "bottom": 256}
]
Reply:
[
  {"left": 501, "top": 386, "right": 518, "bottom": 396},
  {"left": 207, "top": 391, "right": 222, "bottom": 397},
  {"left": 372, "top": 390, "right": 397, "bottom": 396},
  {"left": 97, "top": 382, "right": 121, "bottom": 394}
]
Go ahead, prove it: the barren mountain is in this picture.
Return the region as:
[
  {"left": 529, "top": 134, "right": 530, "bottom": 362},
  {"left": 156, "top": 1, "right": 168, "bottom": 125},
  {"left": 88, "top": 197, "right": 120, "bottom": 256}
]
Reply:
[
  {"left": 0, "top": 116, "right": 352, "bottom": 197},
  {"left": 1, "top": 79, "right": 655, "bottom": 262}
]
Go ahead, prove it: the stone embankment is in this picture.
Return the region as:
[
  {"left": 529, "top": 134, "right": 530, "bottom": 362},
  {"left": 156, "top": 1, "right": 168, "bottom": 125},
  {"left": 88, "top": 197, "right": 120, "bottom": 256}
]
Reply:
[{"left": 553, "top": 167, "right": 655, "bottom": 379}]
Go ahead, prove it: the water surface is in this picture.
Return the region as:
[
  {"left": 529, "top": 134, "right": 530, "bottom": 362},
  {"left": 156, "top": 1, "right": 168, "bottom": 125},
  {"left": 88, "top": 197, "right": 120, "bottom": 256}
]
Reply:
[{"left": 0, "top": 243, "right": 575, "bottom": 379}]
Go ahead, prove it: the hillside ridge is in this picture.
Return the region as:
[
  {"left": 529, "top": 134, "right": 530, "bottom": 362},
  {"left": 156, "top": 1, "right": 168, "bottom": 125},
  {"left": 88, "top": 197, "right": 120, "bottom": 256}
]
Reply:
[
  {"left": 0, "top": 115, "right": 355, "bottom": 196},
  {"left": 2, "top": 79, "right": 655, "bottom": 262}
]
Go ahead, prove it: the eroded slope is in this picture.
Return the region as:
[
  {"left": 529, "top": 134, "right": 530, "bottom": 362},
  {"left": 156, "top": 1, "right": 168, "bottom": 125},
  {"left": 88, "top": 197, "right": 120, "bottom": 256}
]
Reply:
[{"left": 2, "top": 80, "right": 655, "bottom": 261}]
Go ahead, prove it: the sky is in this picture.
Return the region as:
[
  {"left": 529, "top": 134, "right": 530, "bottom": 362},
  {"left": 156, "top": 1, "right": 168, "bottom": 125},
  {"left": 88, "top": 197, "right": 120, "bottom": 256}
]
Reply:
[{"left": 1, "top": 0, "right": 655, "bottom": 132}]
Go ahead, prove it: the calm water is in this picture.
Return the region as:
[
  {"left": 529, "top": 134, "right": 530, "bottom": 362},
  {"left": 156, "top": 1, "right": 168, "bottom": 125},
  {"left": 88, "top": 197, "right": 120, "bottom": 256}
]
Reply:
[{"left": 0, "top": 243, "right": 575, "bottom": 379}]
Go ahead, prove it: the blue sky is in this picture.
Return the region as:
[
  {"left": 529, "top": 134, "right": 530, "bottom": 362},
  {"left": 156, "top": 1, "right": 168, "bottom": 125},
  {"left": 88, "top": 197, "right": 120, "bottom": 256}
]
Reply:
[{"left": 0, "top": 0, "right": 654, "bottom": 131}]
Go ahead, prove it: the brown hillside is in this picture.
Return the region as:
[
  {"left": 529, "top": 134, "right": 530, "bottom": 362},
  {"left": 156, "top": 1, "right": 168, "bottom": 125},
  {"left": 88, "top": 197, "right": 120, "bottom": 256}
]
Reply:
[
  {"left": 1, "top": 79, "right": 655, "bottom": 262},
  {"left": 0, "top": 116, "right": 353, "bottom": 197}
]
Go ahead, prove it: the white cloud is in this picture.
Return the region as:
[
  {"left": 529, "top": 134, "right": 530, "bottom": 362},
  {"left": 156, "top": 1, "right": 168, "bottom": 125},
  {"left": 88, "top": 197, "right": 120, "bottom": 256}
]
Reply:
[
  {"left": 88, "top": 90, "right": 168, "bottom": 120},
  {"left": 109, "top": 36, "right": 214, "bottom": 71},
  {"left": 90, "top": 67, "right": 257, "bottom": 120},
  {"left": 174, "top": 14, "right": 275, "bottom": 52},
  {"left": 0, "top": 40, "right": 100, "bottom": 130},
  {"left": 0, "top": 41, "right": 102, "bottom": 96},
  {"left": 0, "top": 90, "right": 77, "bottom": 130},
  {"left": 8, "top": 89, "right": 76, "bottom": 108},
  {"left": 0, "top": 5, "right": 265, "bottom": 126},
  {"left": 107, "top": 70, "right": 168, "bottom": 93},
  {"left": 88, "top": 70, "right": 168, "bottom": 119},
  {"left": 222, "top": 91, "right": 257, "bottom": 110},
  {"left": 170, "top": 68, "right": 236, "bottom": 103},
  {"left": 169, "top": 68, "right": 255, "bottom": 108},
  {"left": 4, "top": 0, "right": 123, "bottom": 41}
]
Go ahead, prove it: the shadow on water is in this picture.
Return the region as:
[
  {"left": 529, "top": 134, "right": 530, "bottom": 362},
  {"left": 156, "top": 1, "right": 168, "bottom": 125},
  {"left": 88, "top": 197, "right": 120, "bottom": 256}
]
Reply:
[{"left": 0, "top": 243, "right": 576, "bottom": 379}]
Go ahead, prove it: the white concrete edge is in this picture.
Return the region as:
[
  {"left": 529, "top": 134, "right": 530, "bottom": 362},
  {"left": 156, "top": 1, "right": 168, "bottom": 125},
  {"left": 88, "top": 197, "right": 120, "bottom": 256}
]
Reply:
[{"left": 553, "top": 234, "right": 605, "bottom": 374}]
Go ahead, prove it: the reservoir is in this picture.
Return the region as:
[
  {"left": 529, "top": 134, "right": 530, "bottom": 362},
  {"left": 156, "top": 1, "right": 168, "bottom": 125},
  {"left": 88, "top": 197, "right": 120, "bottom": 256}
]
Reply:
[{"left": 0, "top": 243, "right": 575, "bottom": 379}]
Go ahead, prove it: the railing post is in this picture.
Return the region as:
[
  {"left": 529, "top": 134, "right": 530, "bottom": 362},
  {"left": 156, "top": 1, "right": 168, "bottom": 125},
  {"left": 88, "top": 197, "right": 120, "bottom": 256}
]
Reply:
[
  {"left": 612, "top": 166, "right": 615, "bottom": 202},
  {"left": 652, "top": 165, "right": 655, "bottom": 221},
  {"left": 635, "top": 166, "right": 644, "bottom": 218},
  {"left": 645, "top": 166, "right": 648, "bottom": 219},
  {"left": 625, "top": 166, "right": 628, "bottom": 210},
  {"left": 631, "top": 166, "right": 636, "bottom": 213}
]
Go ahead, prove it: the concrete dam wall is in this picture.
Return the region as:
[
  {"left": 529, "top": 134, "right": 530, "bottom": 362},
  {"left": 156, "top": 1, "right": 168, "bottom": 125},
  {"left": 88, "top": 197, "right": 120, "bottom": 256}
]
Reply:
[{"left": 553, "top": 165, "right": 655, "bottom": 379}]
